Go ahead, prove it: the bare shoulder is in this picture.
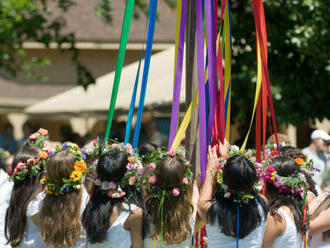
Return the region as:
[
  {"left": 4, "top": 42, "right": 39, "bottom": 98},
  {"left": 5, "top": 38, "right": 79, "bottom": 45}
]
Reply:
[{"left": 124, "top": 206, "right": 143, "bottom": 231}]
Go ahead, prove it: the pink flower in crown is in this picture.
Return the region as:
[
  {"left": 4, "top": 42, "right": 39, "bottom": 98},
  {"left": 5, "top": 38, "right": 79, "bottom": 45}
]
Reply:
[
  {"left": 38, "top": 128, "right": 48, "bottom": 136},
  {"left": 101, "top": 181, "right": 112, "bottom": 190},
  {"left": 128, "top": 176, "right": 136, "bottom": 185},
  {"left": 29, "top": 132, "right": 40, "bottom": 139},
  {"left": 125, "top": 143, "right": 134, "bottom": 155},
  {"left": 109, "top": 182, "right": 117, "bottom": 190},
  {"left": 224, "top": 192, "right": 231, "bottom": 198},
  {"left": 94, "top": 179, "right": 102, "bottom": 186},
  {"left": 172, "top": 187, "right": 180, "bottom": 196},
  {"left": 149, "top": 163, "right": 156, "bottom": 170},
  {"left": 108, "top": 191, "right": 119, "bottom": 198},
  {"left": 185, "top": 161, "right": 190, "bottom": 168},
  {"left": 265, "top": 165, "right": 275, "bottom": 174},
  {"left": 92, "top": 139, "right": 97, "bottom": 146},
  {"left": 126, "top": 163, "right": 134, "bottom": 171},
  {"left": 182, "top": 177, "right": 189, "bottom": 185},
  {"left": 27, "top": 158, "right": 35, "bottom": 165},
  {"left": 168, "top": 150, "right": 176, "bottom": 157},
  {"left": 149, "top": 175, "right": 156, "bottom": 184},
  {"left": 85, "top": 148, "right": 94, "bottom": 155},
  {"left": 16, "top": 162, "right": 26, "bottom": 171},
  {"left": 119, "top": 191, "right": 126, "bottom": 198}
]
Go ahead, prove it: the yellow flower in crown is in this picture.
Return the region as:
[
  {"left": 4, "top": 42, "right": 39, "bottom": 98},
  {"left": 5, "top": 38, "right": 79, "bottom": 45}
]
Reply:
[
  {"left": 271, "top": 172, "right": 276, "bottom": 181},
  {"left": 295, "top": 158, "right": 305, "bottom": 166},
  {"left": 74, "top": 161, "right": 87, "bottom": 173},
  {"left": 70, "top": 170, "right": 82, "bottom": 182}
]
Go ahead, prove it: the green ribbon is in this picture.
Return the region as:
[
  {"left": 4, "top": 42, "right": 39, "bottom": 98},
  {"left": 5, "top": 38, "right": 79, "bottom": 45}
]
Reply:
[
  {"left": 104, "top": 0, "right": 135, "bottom": 145},
  {"left": 157, "top": 190, "right": 166, "bottom": 247}
]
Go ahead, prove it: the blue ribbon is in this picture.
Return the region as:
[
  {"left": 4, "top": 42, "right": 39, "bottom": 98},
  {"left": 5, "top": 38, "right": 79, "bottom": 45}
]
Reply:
[
  {"left": 236, "top": 201, "right": 239, "bottom": 248},
  {"left": 132, "top": 0, "right": 158, "bottom": 149},
  {"left": 124, "top": 4, "right": 151, "bottom": 145}
]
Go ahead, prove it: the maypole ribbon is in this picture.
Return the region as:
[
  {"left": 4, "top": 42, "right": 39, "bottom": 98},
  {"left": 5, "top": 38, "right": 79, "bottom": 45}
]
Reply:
[
  {"left": 168, "top": 0, "right": 187, "bottom": 150},
  {"left": 124, "top": 4, "right": 151, "bottom": 145},
  {"left": 205, "top": 0, "right": 217, "bottom": 144},
  {"left": 132, "top": 0, "right": 158, "bottom": 149},
  {"left": 173, "top": 0, "right": 182, "bottom": 87},
  {"left": 196, "top": 0, "right": 208, "bottom": 182},
  {"left": 104, "top": 0, "right": 135, "bottom": 144}
]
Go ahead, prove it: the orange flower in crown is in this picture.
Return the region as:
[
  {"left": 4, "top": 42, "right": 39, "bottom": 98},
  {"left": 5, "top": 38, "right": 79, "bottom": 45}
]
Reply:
[
  {"left": 295, "top": 158, "right": 305, "bottom": 166},
  {"left": 38, "top": 151, "right": 49, "bottom": 159},
  {"left": 74, "top": 161, "right": 87, "bottom": 173}
]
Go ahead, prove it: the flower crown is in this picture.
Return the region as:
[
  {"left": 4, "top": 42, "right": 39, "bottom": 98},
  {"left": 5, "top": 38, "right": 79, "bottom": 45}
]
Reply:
[
  {"left": 93, "top": 142, "right": 143, "bottom": 199},
  {"left": 214, "top": 145, "right": 263, "bottom": 204},
  {"left": 143, "top": 149, "right": 193, "bottom": 199},
  {"left": 29, "top": 128, "right": 49, "bottom": 150},
  {"left": 262, "top": 157, "right": 316, "bottom": 198},
  {"left": 8, "top": 129, "right": 51, "bottom": 183},
  {"left": 81, "top": 137, "right": 102, "bottom": 164},
  {"left": 41, "top": 142, "right": 87, "bottom": 196}
]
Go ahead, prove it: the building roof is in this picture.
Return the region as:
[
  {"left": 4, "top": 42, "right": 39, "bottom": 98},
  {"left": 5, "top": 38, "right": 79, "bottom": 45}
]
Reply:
[
  {"left": 48, "top": 0, "right": 177, "bottom": 44},
  {"left": 0, "top": 76, "right": 73, "bottom": 111},
  {"left": 25, "top": 46, "right": 186, "bottom": 116}
]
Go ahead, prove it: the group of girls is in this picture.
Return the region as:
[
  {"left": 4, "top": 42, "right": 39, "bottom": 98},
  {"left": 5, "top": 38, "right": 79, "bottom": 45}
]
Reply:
[{"left": 1, "top": 128, "right": 330, "bottom": 248}]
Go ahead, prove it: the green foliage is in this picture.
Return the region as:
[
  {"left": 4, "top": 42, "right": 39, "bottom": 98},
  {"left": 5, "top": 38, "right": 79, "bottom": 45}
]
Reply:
[
  {"left": 0, "top": 0, "right": 174, "bottom": 89},
  {"left": 227, "top": 0, "right": 330, "bottom": 126}
]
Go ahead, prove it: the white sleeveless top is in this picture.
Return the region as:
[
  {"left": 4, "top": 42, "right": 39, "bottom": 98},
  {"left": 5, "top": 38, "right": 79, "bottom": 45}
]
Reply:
[
  {"left": 87, "top": 204, "right": 137, "bottom": 248},
  {"left": 206, "top": 201, "right": 266, "bottom": 248},
  {"left": 143, "top": 214, "right": 196, "bottom": 248},
  {"left": 272, "top": 208, "right": 303, "bottom": 248},
  {"left": 21, "top": 187, "right": 89, "bottom": 248},
  {"left": 311, "top": 234, "right": 330, "bottom": 248},
  {"left": 20, "top": 192, "right": 48, "bottom": 248},
  {"left": 0, "top": 170, "right": 13, "bottom": 248}
]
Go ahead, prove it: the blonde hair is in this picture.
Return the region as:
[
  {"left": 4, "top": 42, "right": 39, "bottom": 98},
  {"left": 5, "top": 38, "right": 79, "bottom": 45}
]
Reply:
[
  {"left": 145, "top": 156, "right": 193, "bottom": 244},
  {"left": 39, "top": 150, "right": 82, "bottom": 248}
]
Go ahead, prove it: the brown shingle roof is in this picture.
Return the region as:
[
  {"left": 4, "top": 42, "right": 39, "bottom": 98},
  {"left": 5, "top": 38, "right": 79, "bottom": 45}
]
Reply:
[
  {"left": 0, "top": 76, "right": 73, "bottom": 101},
  {"left": 49, "top": 0, "right": 177, "bottom": 44}
]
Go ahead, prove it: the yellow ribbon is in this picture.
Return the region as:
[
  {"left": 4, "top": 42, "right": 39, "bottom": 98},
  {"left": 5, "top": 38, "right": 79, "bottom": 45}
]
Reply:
[{"left": 240, "top": 38, "right": 262, "bottom": 151}]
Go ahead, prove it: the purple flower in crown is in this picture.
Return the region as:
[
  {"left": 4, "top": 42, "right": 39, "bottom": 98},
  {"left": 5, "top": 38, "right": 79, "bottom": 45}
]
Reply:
[
  {"left": 48, "top": 152, "right": 53, "bottom": 158},
  {"left": 82, "top": 153, "right": 87, "bottom": 160},
  {"left": 62, "top": 143, "right": 69, "bottom": 150},
  {"left": 126, "top": 163, "right": 133, "bottom": 171},
  {"left": 278, "top": 184, "right": 291, "bottom": 193}
]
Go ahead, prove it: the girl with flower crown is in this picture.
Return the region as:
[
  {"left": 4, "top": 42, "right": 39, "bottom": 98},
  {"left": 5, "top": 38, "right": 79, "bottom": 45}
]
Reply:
[
  {"left": 198, "top": 144, "right": 268, "bottom": 248},
  {"left": 82, "top": 143, "right": 146, "bottom": 248},
  {"left": 143, "top": 149, "right": 198, "bottom": 247},
  {"left": 0, "top": 148, "right": 12, "bottom": 247},
  {"left": 5, "top": 128, "right": 51, "bottom": 247},
  {"left": 262, "top": 156, "right": 308, "bottom": 248},
  {"left": 36, "top": 142, "right": 89, "bottom": 248}
]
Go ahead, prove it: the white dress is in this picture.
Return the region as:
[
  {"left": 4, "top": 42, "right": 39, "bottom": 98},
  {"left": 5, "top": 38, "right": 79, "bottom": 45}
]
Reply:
[
  {"left": 143, "top": 214, "right": 196, "bottom": 248},
  {"left": 272, "top": 208, "right": 303, "bottom": 248},
  {"left": 0, "top": 170, "right": 13, "bottom": 247},
  {"left": 206, "top": 201, "right": 266, "bottom": 248},
  {"left": 87, "top": 204, "right": 137, "bottom": 248}
]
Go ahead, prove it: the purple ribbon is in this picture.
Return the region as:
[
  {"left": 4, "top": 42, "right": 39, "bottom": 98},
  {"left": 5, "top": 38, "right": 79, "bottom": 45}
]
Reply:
[
  {"left": 205, "top": 0, "right": 217, "bottom": 143},
  {"left": 196, "top": 0, "right": 208, "bottom": 182},
  {"left": 168, "top": 0, "right": 187, "bottom": 150}
]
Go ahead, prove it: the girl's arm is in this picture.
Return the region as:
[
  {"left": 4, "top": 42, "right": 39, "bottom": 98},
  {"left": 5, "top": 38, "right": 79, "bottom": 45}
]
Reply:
[
  {"left": 262, "top": 213, "right": 285, "bottom": 248},
  {"left": 125, "top": 207, "right": 143, "bottom": 248},
  {"left": 310, "top": 207, "right": 330, "bottom": 236},
  {"left": 198, "top": 146, "right": 218, "bottom": 222}
]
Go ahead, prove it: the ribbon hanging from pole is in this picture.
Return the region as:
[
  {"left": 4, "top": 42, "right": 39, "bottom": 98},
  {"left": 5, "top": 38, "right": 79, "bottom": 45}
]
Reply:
[
  {"left": 104, "top": 0, "right": 135, "bottom": 144},
  {"left": 196, "top": 0, "right": 208, "bottom": 183},
  {"left": 168, "top": 0, "right": 187, "bottom": 150},
  {"left": 132, "top": 0, "right": 158, "bottom": 150}
]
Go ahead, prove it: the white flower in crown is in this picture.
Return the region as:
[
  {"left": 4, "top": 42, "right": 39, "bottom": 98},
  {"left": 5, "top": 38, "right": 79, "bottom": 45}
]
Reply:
[{"left": 230, "top": 145, "right": 240, "bottom": 152}]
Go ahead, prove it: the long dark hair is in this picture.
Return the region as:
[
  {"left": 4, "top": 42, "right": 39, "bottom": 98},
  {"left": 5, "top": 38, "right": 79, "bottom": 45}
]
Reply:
[
  {"left": 5, "top": 142, "right": 41, "bottom": 247},
  {"left": 208, "top": 155, "right": 268, "bottom": 239},
  {"left": 82, "top": 148, "right": 146, "bottom": 243},
  {"left": 265, "top": 156, "right": 306, "bottom": 234}
]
